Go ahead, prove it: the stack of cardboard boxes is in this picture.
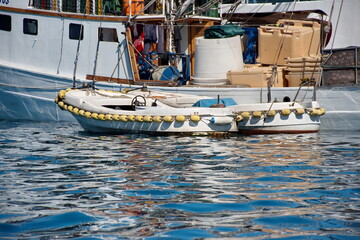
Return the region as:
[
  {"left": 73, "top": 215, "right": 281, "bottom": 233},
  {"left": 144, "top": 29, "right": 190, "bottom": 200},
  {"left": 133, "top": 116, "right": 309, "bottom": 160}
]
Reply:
[{"left": 228, "top": 19, "right": 322, "bottom": 87}]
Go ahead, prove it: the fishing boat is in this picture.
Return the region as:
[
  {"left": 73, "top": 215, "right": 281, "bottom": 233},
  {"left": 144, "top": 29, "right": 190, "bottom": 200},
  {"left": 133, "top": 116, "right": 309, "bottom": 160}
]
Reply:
[
  {"left": 0, "top": 0, "right": 359, "bottom": 130},
  {"left": 55, "top": 85, "right": 323, "bottom": 134}
]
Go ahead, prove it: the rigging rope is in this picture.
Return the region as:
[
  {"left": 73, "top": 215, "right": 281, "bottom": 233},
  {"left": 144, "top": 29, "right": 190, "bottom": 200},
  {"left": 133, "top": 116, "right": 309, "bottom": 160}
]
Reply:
[
  {"left": 121, "top": 37, "right": 132, "bottom": 85},
  {"left": 73, "top": 23, "right": 84, "bottom": 88},
  {"left": 57, "top": 18, "right": 65, "bottom": 75},
  {"left": 222, "top": 0, "right": 244, "bottom": 25},
  {"left": 242, "top": 0, "right": 270, "bottom": 25},
  {"left": 272, "top": 0, "right": 297, "bottom": 65},
  {"left": 91, "top": 13, "right": 105, "bottom": 89}
]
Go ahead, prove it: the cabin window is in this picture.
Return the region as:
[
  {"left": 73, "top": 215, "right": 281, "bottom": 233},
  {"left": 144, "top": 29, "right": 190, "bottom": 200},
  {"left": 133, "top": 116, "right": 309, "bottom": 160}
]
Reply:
[
  {"left": 69, "top": 23, "right": 84, "bottom": 40},
  {"left": 32, "top": 0, "right": 51, "bottom": 10},
  {"left": 23, "top": 19, "right": 38, "bottom": 35},
  {"left": 0, "top": 14, "right": 11, "bottom": 32},
  {"left": 98, "top": 28, "right": 118, "bottom": 42}
]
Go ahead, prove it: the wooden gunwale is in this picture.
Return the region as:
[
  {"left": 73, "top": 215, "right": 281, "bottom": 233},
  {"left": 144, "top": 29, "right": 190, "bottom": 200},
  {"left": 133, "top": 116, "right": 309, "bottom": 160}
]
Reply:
[{"left": 86, "top": 74, "right": 175, "bottom": 86}]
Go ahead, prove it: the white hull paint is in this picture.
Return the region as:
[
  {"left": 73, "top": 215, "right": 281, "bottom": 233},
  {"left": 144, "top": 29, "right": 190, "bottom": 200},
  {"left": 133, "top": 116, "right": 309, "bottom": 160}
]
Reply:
[
  {"left": 73, "top": 115, "right": 237, "bottom": 135},
  {"left": 73, "top": 114, "right": 320, "bottom": 135},
  {"left": 237, "top": 114, "right": 320, "bottom": 134}
]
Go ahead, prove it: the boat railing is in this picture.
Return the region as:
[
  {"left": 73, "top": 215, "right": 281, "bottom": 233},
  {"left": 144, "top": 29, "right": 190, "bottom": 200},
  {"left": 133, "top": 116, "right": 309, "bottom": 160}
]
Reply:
[
  {"left": 29, "top": 0, "right": 122, "bottom": 15},
  {"left": 28, "top": 0, "right": 219, "bottom": 18}
]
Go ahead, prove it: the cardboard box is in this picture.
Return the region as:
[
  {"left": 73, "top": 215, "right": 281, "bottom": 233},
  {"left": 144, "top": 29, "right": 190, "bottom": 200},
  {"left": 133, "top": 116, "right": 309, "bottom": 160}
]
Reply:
[
  {"left": 228, "top": 66, "right": 285, "bottom": 87},
  {"left": 285, "top": 72, "right": 320, "bottom": 87},
  {"left": 258, "top": 20, "right": 321, "bottom": 65}
]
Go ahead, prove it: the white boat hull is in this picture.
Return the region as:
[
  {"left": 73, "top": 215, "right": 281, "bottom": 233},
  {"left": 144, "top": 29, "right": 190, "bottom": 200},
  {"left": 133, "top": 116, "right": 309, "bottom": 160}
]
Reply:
[
  {"left": 73, "top": 115, "right": 238, "bottom": 135},
  {"left": 56, "top": 88, "right": 322, "bottom": 135},
  {"left": 72, "top": 112, "right": 320, "bottom": 135},
  {"left": 237, "top": 114, "right": 320, "bottom": 134}
]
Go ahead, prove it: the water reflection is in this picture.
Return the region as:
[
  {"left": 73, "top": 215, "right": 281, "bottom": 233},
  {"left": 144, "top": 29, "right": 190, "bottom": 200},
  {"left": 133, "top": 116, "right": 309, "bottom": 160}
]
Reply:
[{"left": 0, "top": 121, "right": 359, "bottom": 239}]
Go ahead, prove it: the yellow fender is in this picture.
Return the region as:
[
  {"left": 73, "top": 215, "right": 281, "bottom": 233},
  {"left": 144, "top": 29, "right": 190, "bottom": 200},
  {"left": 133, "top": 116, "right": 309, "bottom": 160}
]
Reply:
[
  {"left": 252, "top": 111, "right": 262, "bottom": 118},
  {"left": 153, "top": 116, "right": 162, "bottom": 123},
  {"left": 295, "top": 108, "right": 305, "bottom": 115},
  {"left": 163, "top": 116, "right": 173, "bottom": 122},
  {"left": 72, "top": 108, "right": 79, "bottom": 115},
  {"left": 144, "top": 116, "right": 153, "bottom": 122},
  {"left": 58, "top": 101, "right": 64, "bottom": 108},
  {"left": 67, "top": 105, "right": 74, "bottom": 112},
  {"left": 128, "top": 115, "right": 135, "bottom": 121},
  {"left": 98, "top": 114, "right": 106, "bottom": 120},
  {"left": 54, "top": 97, "right": 59, "bottom": 104},
  {"left": 281, "top": 109, "right": 291, "bottom": 115},
  {"left": 309, "top": 108, "right": 321, "bottom": 116},
  {"left": 79, "top": 110, "right": 85, "bottom": 116},
  {"left": 58, "top": 90, "right": 66, "bottom": 99},
  {"left": 235, "top": 115, "right": 244, "bottom": 122},
  {"left": 135, "top": 115, "right": 144, "bottom": 122},
  {"left": 105, "top": 114, "right": 113, "bottom": 121},
  {"left": 63, "top": 104, "right": 68, "bottom": 111},
  {"left": 113, "top": 114, "right": 120, "bottom": 121},
  {"left": 84, "top": 112, "right": 92, "bottom": 118},
  {"left": 190, "top": 115, "right": 201, "bottom": 122},
  {"left": 241, "top": 112, "right": 251, "bottom": 118},
  {"left": 91, "top": 113, "right": 99, "bottom": 119},
  {"left": 319, "top": 108, "right": 326, "bottom": 116},
  {"left": 266, "top": 110, "right": 276, "bottom": 117},
  {"left": 175, "top": 115, "right": 186, "bottom": 122},
  {"left": 119, "top": 115, "right": 128, "bottom": 121}
]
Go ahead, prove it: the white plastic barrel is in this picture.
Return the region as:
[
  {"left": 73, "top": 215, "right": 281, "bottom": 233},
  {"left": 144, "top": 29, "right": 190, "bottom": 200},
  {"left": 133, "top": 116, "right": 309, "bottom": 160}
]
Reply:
[{"left": 192, "top": 35, "right": 244, "bottom": 85}]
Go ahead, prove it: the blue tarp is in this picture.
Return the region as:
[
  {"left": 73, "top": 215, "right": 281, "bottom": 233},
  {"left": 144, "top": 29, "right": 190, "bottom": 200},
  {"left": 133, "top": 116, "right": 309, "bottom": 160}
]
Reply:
[
  {"left": 192, "top": 98, "right": 238, "bottom": 107},
  {"left": 204, "top": 25, "right": 244, "bottom": 39},
  {"left": 242, "top": 27, "right": 258, "bottom": 64}
]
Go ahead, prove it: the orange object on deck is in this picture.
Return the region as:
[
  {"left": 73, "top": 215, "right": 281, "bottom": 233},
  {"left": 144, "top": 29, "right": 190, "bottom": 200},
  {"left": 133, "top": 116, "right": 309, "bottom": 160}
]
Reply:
[{"left": 123, "top": 0, "right": 144, "bottom": 15}]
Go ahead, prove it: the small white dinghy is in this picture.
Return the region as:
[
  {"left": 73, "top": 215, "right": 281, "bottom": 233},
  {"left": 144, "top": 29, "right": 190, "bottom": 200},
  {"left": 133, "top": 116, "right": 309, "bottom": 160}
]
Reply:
[{"left": 55, "top": 86, "right": 325, "bottom": 135}]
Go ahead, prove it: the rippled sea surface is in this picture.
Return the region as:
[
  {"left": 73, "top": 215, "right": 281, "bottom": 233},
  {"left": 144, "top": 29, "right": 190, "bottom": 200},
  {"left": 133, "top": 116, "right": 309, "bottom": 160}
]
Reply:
[{"left": 0, "top": 121, "right": 359, "bottom": 239}]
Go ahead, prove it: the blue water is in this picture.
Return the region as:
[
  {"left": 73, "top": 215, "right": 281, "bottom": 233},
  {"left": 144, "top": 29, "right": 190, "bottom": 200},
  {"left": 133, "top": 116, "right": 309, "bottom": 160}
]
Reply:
[{"left": 0, "top": 121, "right": 359, "bottom": 239}]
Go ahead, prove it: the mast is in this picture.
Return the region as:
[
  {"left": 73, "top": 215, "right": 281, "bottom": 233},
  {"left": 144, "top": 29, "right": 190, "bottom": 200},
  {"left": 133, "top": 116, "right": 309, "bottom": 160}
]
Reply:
[
  {"left": 72, "top": 24, "right": 83, "bottom": 88},
  {"left": 166, "top": 0, "right": 176, "bottom": 53}
]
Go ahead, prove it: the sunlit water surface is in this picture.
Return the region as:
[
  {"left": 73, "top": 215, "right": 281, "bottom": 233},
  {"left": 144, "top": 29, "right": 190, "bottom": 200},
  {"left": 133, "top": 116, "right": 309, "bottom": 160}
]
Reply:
[{"left": 0, "top": 121, "right": 359, "bottom": 239}]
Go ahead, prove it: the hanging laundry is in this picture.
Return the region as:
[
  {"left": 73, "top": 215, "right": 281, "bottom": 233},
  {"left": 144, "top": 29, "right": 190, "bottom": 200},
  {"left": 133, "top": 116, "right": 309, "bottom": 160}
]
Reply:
[
  {"left": 174, "top": 25, "right": 182, "bottom": 53},
  {"left": 143, "top": 24, "right": 157, "bottom": 54},
  {"left": 156, "top": 25, "right": 165, "bottom": 54},
  {"left": 134, "top": 32, "right": 145, "bottom": 58}
]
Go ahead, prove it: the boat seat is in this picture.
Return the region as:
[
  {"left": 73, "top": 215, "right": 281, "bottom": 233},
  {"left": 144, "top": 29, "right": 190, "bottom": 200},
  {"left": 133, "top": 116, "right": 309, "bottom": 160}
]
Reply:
[{"left": 157, "top": 98, "right": 197, "bottom": 108}]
